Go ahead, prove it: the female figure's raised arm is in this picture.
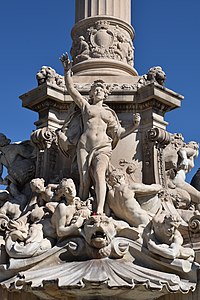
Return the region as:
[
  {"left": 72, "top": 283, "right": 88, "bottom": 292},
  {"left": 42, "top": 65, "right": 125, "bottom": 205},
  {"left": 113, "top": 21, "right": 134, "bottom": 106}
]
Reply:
[{"left": 60, "top": 52, "right": 88, "bottom": 109}]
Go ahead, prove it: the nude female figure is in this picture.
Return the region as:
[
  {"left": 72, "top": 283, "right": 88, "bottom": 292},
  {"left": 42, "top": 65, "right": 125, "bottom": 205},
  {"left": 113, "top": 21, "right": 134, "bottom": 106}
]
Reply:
[{"left": 60, "top": 53, "right": 140, "bottom": 214}]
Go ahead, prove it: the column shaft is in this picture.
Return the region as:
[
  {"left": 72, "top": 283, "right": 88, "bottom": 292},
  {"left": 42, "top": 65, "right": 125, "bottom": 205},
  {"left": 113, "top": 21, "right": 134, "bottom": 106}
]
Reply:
[{"left": 75, "top": 0, "right": 131, "bottom": 23}]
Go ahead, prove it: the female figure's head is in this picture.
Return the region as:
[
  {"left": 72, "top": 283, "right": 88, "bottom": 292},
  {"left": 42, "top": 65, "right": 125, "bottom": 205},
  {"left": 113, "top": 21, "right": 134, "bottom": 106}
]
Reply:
[{"left": 89, "top": 80, "right": 110, "bottom": 104}]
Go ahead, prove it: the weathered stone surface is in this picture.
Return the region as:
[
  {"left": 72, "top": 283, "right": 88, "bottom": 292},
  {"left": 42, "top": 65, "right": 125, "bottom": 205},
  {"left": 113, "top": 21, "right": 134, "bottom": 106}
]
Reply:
[{"left": 1, "top": 1, "right": 200, "bottom": 300}]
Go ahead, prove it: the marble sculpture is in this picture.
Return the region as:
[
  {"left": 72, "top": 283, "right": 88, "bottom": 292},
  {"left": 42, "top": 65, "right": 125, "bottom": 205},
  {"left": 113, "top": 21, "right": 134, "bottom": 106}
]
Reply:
[{"left": 0, "top": 1, "right": 200, "bottom": 299}]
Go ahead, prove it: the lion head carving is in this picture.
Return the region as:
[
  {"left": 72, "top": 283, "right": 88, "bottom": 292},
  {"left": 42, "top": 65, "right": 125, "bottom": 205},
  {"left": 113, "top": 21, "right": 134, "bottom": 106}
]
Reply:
[
  {"left": 36, "top": 66, "right": 64, "bottom": 87},
  {"left": 147, "top": 66, "right": 166, "bottom": 86}
]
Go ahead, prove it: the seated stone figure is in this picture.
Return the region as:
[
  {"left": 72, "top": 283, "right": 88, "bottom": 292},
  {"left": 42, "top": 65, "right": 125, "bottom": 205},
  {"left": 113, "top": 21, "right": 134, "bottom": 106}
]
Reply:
[
  {"left": 0, "top": 133, "right": 36, "bottom": 192},
  {"left": 106, "top": 168, "right": 162, "bottom": 227},
  {"left": 51, "top": 178, "right": 92, "bottom": 238}
]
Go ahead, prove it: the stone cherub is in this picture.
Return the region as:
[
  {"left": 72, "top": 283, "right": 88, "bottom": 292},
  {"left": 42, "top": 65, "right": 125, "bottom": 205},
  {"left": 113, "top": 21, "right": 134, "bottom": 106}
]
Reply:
[
  {"left": 59, "top": 52, "right": 141, "bottom": 215},
  {"left": 106, "top": 168, "right": 162, "bottom": 228},
  {"left": 116, "top": 32, "right": 134, "bottom": 65},
  {"left": 71, "top": 35, "right": 90, "bottom": 63}
]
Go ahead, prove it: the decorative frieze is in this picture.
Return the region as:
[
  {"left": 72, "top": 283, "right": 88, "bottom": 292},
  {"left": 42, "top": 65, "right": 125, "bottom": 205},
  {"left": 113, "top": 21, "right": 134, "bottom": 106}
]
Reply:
[{"left": 71, "top": 19, "right": 134, "bottom": 66}]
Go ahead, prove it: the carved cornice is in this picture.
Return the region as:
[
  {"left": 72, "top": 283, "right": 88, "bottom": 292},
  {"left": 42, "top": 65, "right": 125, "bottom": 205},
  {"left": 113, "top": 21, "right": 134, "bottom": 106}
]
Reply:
[
  {"left": 108, "top": 100, "right": 173, "bottom": 114},
  {"left": 137, "top": 99, "right": 171, "bottom": 112},
  {"left": 107, "top": 102, "right": 134, "bottom": 113},
  {"left": 32, "top": 99, "right": 70, "bottom": 112}
]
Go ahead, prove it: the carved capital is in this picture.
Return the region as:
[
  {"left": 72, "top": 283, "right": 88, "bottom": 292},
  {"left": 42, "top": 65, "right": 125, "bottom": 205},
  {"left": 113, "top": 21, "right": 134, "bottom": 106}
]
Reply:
[{"left": 31, "top": 127, "right": 57, "bottom": 150}]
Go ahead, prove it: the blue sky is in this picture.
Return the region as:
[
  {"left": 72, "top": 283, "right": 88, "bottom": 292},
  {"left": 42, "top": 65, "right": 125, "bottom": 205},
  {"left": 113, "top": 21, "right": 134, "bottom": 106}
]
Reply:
[{"left": 0, "top": 0, "right": 200, "bottom": 182}]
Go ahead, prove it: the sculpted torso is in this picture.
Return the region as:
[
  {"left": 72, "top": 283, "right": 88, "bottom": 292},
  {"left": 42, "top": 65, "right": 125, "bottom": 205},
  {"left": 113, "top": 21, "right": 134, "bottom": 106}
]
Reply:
[
  {"left": 80, "top": 104, "right": 114, "bottom": 151},
  {"left": 108, "top": 183, "right": 141, "bottom": 212}
]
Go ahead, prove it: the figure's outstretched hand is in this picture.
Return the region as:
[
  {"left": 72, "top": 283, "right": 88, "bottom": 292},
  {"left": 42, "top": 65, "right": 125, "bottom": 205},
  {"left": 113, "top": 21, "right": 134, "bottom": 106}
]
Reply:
[
  {"left": 60, "top": 52, "right": 72, "bottom": 71},
  {"left": 133, "top": 113, "right": 141, "bottom": 127}
]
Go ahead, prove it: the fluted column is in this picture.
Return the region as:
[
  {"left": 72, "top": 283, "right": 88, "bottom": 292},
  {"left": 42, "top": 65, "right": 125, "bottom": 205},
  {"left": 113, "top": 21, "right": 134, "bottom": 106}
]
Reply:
[
  {"left": 75, "top": 0, "right": 131, "bottom": 24},
  {"left": 71, "top": 0, "right": 137, "bottom": 76}
]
